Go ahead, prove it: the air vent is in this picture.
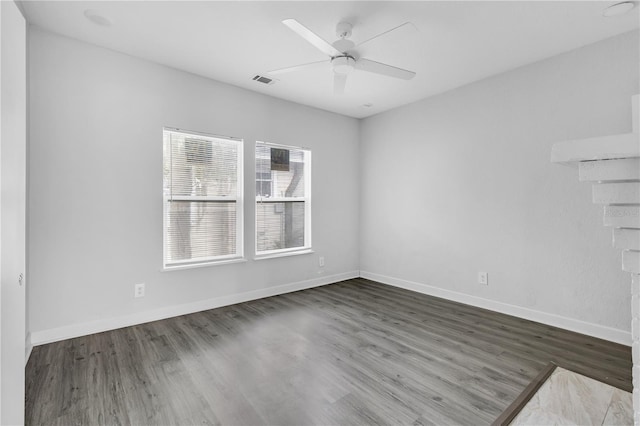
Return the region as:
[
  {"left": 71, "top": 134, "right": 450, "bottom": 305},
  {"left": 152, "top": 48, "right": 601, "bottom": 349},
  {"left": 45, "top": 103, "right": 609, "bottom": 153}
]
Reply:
[{"left": 252, "top": 75, "right": 275, "bottom": 85}]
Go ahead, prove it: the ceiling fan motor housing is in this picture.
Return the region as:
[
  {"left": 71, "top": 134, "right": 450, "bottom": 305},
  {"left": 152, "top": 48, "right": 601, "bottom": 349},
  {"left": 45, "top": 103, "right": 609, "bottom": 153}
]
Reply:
[{"left": 332, "top": 38, "right": 355, "bottom": 54}]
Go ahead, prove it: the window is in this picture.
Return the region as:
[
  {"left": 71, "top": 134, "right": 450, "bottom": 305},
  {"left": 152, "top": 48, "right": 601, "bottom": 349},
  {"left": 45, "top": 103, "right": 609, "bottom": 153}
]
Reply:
[
  {"left": 255, "top": 142, "right": 311, "bottom": 256},
  {"left": 163, "top": 129, "right": 243, "bottom": 268}
]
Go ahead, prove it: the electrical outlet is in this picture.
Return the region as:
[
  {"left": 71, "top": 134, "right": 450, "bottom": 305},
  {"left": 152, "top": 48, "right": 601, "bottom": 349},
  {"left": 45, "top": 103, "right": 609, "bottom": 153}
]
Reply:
[
  {"left": 478, "top": 272, "right": 488, "bottom": 285},
  {"left": 319, "top": 256, "right": 325, "bottom": 267},
  {"left": 134, "top": 283, "right": 145, "bottom": 298}
]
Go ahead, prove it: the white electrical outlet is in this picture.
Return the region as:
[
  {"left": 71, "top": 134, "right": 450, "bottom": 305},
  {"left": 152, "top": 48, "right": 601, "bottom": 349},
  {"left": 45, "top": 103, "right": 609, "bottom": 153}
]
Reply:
[
  {"left": 478, "top": 272, "right": 488, "bottom": 285},
  {"left": 319, "top": 256, "right": 325, "bottom": 267},
  {"left": 134, "top": 283, "right": 145, "bottom": 298}
]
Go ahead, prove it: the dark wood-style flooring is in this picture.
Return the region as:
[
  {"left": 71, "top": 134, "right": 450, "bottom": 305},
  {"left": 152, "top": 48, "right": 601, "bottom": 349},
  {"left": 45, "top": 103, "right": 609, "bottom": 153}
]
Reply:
[{"left": 25, "top": 278, "right": 631, "bottom": 425}]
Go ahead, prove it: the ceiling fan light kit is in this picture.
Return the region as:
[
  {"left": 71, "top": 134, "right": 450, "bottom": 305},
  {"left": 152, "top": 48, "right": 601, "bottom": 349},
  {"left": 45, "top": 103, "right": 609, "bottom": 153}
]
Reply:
[
  {"left": 332, "top": 56, "right": 355, "bottom": 75},
  {"left": 271, "top": 18, "right": 416, "bottom": 95}
]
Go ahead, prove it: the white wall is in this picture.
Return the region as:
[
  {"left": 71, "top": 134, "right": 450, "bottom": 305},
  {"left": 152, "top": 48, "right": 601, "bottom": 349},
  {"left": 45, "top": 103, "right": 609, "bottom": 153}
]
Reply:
[
  {"left": 28, "top": 27, "right": 360, "bottom": 343},
  {"left": 0, "top": 0, "right": 27, "bottom": 423},
  {"left": 360, "top": 30, "right": 639, "bottom": 344}
]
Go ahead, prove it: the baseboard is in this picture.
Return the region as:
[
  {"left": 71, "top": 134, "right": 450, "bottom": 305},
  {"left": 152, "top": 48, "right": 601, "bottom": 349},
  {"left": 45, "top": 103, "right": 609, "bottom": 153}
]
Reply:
[
  {"left": 25, "top": 333, "right": 33, "bottom": 366},
  {"left": 361, "top": 271, "right": 631, "bottom": 346},
  {"left": 30, "top": 270, "right": 359, "bottom": 346},
  {"left": 31, "top": 269, "right": 628, "bottom": 347}
]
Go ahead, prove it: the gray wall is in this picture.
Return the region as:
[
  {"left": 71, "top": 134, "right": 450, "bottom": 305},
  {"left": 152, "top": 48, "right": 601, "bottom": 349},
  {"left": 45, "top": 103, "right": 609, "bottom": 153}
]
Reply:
[
  {"left": 28, "top": 28, "right": 360, "bottom": 341},
  {"left": 360, "top": 30, "right": 639, "bottom": 343},
  {"left": 28, "top": 25, "right": 639, "bottom": 346}
]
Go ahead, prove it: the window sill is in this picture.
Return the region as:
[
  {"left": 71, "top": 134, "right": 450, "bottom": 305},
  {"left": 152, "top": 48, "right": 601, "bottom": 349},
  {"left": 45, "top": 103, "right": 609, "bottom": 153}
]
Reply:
[
  {"left": 254, "top": 249, "right": 314, "bottom": 261},
  {"left": 162, "top": 257, "right": 247, "bottom": 272}
]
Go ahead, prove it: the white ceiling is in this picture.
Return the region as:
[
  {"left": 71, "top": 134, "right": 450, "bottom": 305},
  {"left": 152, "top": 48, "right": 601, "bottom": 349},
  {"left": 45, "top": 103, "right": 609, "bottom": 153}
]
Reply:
[{"left": 20, "top": 1, "right": 640, "bottom": 118}]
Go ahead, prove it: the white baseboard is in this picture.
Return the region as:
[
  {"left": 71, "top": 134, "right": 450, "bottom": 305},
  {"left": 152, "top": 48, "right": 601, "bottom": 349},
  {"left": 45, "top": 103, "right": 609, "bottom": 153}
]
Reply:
[
  {"left": 30, "top": 271, "right": 359, "bottom": 347},
  {"left": 30, "top": 269, "right": 630, "bottom": 347},
  {"left": 361, "top": 271, "right": 631, "bottom": 346}
]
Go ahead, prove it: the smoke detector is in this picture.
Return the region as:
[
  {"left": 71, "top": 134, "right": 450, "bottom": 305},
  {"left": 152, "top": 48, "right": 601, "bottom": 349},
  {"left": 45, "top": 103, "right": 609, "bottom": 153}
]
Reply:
[{"left": 603, "top": 1, "right": 635, "bottom": 17}]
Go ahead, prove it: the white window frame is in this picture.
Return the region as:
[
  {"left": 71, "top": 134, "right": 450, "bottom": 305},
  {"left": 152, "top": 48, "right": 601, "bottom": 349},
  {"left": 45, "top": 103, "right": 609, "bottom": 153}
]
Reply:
[
  {"left": 163, "top": 128, "right": 244, "bottom": 270},
  {"left": 255, "top": 141, "right": 312, "bottom": 259}
]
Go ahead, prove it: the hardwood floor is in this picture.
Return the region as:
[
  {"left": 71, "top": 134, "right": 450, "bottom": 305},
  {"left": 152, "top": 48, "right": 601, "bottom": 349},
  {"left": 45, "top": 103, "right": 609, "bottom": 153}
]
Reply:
[{"left": 25, "top": 278, "right": 631, "bottom": 425}]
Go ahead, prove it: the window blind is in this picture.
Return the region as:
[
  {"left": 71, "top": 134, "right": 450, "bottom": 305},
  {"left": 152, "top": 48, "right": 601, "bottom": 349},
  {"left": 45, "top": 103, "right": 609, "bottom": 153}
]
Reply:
[
  {"left": 163, "top": 129, "right": 243, "bottom": 267},
  {"left": 255, "top": 142, "right": 311, "bottom": 255}
]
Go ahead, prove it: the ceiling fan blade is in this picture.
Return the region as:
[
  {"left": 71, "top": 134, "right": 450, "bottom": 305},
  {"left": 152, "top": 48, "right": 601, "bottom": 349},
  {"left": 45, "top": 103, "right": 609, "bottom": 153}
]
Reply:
[
  {"left": 355, "top": 58, "right": 416, "bottom": 80},
  {"left": 356, "top": 22, "right": 416, "bottom": 48},
  {"left": 283, "top": 19, "right": 342, "bottom": 57},
  {"left": 268, "top": 60, "right": 327, "bottom": 75},
  {"left": 334, "top": 73, "right": 347, "bottom": 95}
]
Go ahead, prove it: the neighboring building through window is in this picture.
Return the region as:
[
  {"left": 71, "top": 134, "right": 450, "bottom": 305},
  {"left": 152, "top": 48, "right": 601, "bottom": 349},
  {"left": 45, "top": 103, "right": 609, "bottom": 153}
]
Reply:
[
  {"left": 255, "top": 142, "right": 311, "bottom": 256},
  {"left": 163, "top": 128, "right": 243, "bottom": 268}
]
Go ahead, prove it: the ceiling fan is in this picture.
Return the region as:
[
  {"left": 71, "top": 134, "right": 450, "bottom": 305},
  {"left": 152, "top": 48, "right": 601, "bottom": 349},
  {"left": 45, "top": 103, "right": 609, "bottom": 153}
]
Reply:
[{"left": 268, "top": 19, "right": 416, "bottom": 95}]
